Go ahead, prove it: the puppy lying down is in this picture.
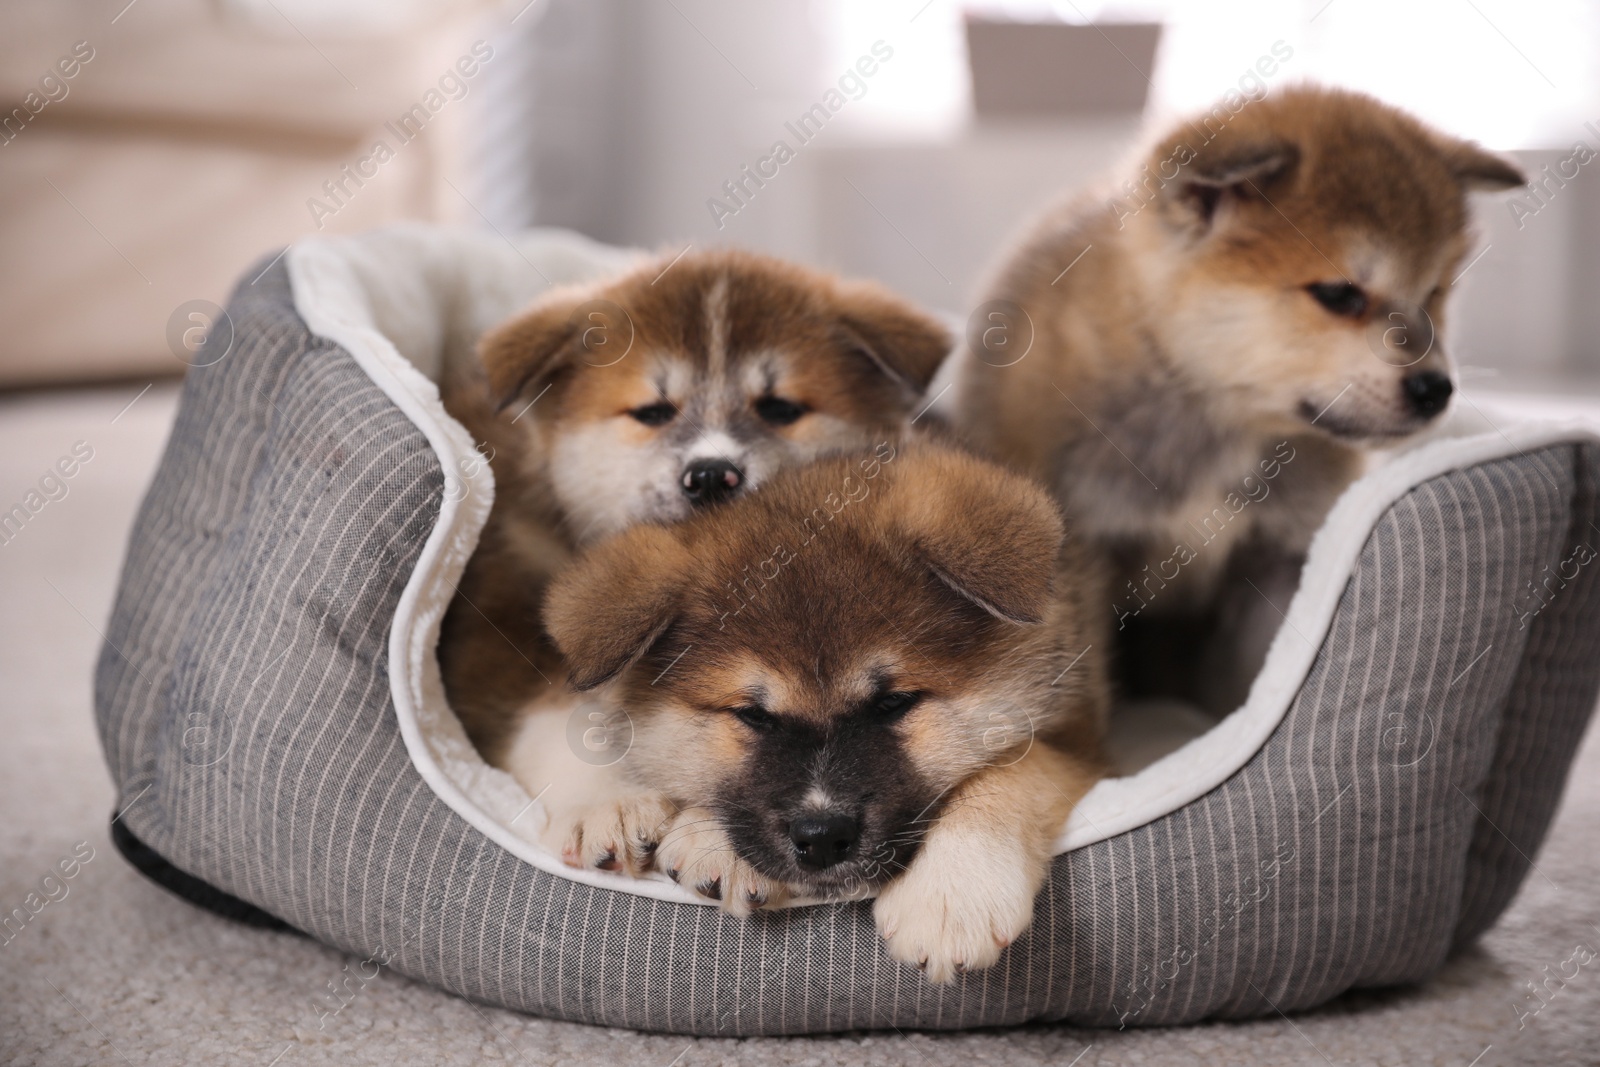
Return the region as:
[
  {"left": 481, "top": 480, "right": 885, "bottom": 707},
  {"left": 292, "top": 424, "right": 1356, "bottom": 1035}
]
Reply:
[{"left": 504, "top": 439, "right": 1109, "bottom": 981}]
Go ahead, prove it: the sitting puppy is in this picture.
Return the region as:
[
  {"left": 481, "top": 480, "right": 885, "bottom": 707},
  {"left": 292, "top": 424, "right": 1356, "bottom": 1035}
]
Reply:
[
  {"left": 954, "top": 85, "right": 1525, "bottom": 711},
  {"left": 517, "top": 441, "right": 1107, "bottom": 982},
  {"left": 438, "top": 249, "right": 951, "bottom": 763}
]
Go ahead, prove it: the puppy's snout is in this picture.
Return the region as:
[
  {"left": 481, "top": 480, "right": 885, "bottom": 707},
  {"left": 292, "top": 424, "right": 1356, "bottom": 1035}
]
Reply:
[
  {"left": 681, "top": 459, "right": 743, "bottom": 506},
  {"left": 789, "top": 812, "right": 860, "bottom": 870},
  {"left": 1402, "top": 370, "right": 1453, "bottom": 418}
]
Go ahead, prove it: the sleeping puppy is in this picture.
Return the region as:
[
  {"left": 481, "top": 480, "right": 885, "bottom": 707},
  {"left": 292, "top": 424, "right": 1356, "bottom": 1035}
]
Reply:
[
  {"left": 954, "top": 85, "right": 1525, "bottom": 711},
  {"left": 438, "top": 249, "right": 951, "bottom": 764},
  {"left": 519, "top": 441, "right": 1108, "bottom": 982}
]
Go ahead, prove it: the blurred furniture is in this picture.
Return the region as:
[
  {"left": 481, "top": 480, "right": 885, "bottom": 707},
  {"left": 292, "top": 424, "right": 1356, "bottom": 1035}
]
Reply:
[
  {"left": 965, "top": 19, "right": 1161, "bottom": 117},
  {"left": 800, "top": 117, "right": 1143, "bottom": 312},
  {"left": 0, "top": 0, "right": 496, "bottom": 387}
]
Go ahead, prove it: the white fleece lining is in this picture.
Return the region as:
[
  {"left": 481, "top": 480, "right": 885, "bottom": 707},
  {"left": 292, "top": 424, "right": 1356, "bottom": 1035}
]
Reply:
[
  {"left": 286, "top": 224, "right": 1600, "bottom": 904},
  {"left": 287, "top": 226, "right": 703, "bottom": 904}
]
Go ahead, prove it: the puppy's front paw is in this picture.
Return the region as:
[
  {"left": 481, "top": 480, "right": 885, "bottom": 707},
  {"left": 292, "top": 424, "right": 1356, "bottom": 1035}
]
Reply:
[
  {"left": 654, "top": 807, "right": 789, "bottom": 917},
  {"left": 545, "top": 792, "right": 677, "bottom": 877},
  {"left": 872, "top": 843, "right": 1039, "bottom": 983}
]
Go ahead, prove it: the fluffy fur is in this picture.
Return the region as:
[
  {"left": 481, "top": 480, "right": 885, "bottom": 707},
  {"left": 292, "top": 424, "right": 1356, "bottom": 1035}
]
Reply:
[
  {"left": 954, "top": 85, "right": 1525, "bottom": 709},
  {"left": 438, "top": 249, "right": 951, "bottom": 762},
  {"left": 514, "top": 440, "right": 1108, "bottom": 982}
]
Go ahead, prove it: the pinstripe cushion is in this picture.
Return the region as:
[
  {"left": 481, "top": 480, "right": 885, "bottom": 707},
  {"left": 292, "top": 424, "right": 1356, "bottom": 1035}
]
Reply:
[{"left": 94, "top": 257, "right": 1600, "bottom": 1034}]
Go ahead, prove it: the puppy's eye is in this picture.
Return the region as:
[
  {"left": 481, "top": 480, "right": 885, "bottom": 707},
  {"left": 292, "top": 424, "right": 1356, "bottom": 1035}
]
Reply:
[
  {"left": 629, "top": 401, "right": 677, "bottom": 427},
  {"left": 866, "top": 690, "right": 922, "bottom": 724},
  {"left": 730, "top": 704, "right": 776, "bottom": 731},
  {"left": 1306, "top": 281, "right": 1369, "bottom": 319},
  {"left": 754, "top": 395, "right": 806, "bottom": 427}
]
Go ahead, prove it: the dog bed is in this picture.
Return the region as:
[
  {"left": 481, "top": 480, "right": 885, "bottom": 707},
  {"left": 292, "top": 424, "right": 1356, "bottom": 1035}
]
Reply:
[{"left": 96, "top": 224, "right": 1600, "bottom": 1035}]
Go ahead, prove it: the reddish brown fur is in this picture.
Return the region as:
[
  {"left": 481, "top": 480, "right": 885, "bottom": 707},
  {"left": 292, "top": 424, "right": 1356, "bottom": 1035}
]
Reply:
[
  {"left": 537, "top": 440, "right": 1108, "bottom": 978},
  {"left": 542, "top": 438, "right": 1108, "bottom": 832},
  {"left": 478, "top": 248, "right": 949, "bottom": 435},
  {"left": 439, "top": 249, "right": 952, "bottom": 762},
  {"left": 962, "top": 86, "right": 1525, "bottom": 485},
  {"left": 955, "top": 85, "right": 1524, "bottom": 708}
]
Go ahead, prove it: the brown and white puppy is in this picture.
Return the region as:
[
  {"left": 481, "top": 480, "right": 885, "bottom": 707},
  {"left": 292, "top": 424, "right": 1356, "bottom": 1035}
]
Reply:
[
  {"left": 521, "top": 441, "right": 1107, "bottom": 982},
  {"left": 438, "top": 249, "right": 952, "bottom": 763},
  {"left": 955, "top": 85, "right": 1525, "bottom": 709}
]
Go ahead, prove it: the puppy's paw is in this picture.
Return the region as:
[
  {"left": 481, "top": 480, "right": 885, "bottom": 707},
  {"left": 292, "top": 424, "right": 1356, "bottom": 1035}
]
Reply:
[
  {"left": 545, "top": 792, "right": 677, "bottom": 877},
  {"left": 872, "top": 844, "right": 1038, "bottom": 983},
  {"left": 654, "top": 807, "right": 789, "bottom": 917}
]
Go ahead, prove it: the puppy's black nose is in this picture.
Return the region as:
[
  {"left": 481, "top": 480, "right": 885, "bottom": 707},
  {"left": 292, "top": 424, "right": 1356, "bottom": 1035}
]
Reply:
[
  {"left": 1402, "top": 371, "right": 1453, "bottom": 418},
  {"left": 789, "top": 812, "right": 859, "bottom": 870},
  {"left": 681, "top": 459, "right": 743, "bottom": 506}
]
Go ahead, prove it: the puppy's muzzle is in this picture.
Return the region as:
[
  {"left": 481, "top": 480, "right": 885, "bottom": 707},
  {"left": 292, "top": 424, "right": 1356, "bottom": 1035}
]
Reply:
[
  {"left": 789, "top": 811, "right": 860, "bottom": 871},
  {"left": 681, "top": 459, "right": 743, "bottom": 507},
  {"left": 1402, "top": 371, "right": 1453, "bottom": 419}
]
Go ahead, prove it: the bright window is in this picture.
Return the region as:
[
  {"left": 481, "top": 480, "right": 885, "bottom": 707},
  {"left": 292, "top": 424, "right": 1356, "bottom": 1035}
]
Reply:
[{"left": 819, "top": 0, "right": 1600, "bottom": 148}]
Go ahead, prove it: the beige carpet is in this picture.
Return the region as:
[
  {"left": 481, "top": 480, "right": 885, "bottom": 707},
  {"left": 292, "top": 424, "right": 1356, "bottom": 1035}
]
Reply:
[{"left": 3, "top": 383, "right": 1598, "bottom": 1067}]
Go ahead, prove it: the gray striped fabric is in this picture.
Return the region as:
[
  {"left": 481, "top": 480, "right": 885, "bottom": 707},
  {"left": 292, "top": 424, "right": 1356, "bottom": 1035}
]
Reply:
[{"left": 94, "top": 259, "right": 1600, "bottom": 1034}]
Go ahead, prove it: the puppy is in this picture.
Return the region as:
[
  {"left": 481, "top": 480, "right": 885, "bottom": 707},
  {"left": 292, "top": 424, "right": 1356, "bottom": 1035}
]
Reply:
[
  {"left": 438, "top": 249, "right": 952, "bottom": 763},
  {"left": 954, "top": 85, "right": 1525, "bottom": 710},
  {"left": 517, "top": 440, "right": 1107, "bottom": 982}
]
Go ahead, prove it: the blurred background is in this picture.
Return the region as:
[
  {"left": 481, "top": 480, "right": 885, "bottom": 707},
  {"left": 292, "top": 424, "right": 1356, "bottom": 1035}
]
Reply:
[
  {"left": 2, "top": 0, "right": 1599, "bottom": 393},
  {"left": 5, "top": 6, "right": 1600, "bottom": 1061}
]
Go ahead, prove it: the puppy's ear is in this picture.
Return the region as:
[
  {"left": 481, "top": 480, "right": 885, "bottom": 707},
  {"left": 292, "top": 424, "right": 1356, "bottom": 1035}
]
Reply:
[
  {"left": 1436, "top": 137, "right": 1526, "bottom": 191},
  {"left": 1169, "top": 139, "right": 1300, "bottom": 228},
  {"left": 888, "top": 446, "right": 1064, "bottom": 624},
  {"left": 478, "top": 299, "right": 581, "bottom": 412},
  {"left": 544, "top": 525, "right": 686, "bottom": 690},
  {"left": 832, "top": 282, "right": 952, "bottom": 397}
]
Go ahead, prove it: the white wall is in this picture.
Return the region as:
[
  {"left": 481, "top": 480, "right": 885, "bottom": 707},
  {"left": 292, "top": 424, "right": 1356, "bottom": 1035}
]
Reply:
[{"left": 507, "top": 1, "right": 1600, "bottom": 388}]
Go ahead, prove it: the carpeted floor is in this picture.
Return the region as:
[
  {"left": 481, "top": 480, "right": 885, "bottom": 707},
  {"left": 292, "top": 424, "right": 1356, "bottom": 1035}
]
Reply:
[{"left": 3, "top": 383, "right": 1598, "bottom": 1067}]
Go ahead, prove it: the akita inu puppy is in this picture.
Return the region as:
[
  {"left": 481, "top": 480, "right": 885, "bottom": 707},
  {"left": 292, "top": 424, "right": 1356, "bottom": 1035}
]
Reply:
[
  {"left": 954, "top": 86, "right": 1525, "bottom": 709},
  {"left": 522, "top": 441, "right": 1108, "bottom": 982},
  {"left": 438, "top": 250, "right": 952, "bottom": 764}
]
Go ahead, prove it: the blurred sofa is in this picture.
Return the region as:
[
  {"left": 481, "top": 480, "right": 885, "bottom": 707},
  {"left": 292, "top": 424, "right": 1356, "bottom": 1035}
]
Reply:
[{"left": 0, "top": 0, "right": 497, "bottom": 387}]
